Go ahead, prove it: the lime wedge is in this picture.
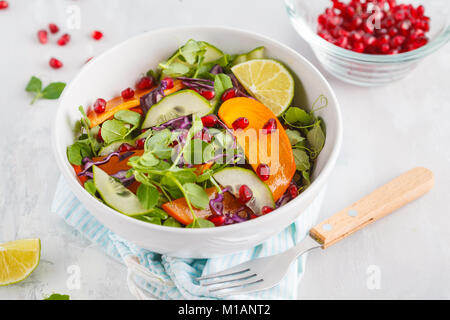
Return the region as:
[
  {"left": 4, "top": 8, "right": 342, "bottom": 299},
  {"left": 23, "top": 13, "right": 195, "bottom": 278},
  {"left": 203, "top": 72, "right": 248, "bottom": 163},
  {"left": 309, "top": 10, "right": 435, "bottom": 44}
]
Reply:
[
  {"left": 231, "top": 59, "right": 294, "bottom": 116},
  {"left": 0, "top": 239, "right": 41, "bottom": 286}
]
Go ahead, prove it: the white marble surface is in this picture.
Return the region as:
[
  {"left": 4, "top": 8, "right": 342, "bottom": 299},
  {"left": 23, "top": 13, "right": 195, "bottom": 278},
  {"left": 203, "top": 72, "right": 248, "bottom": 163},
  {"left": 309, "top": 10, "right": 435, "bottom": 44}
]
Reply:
[{"left": 0, "top": 0, "right": 449, "bottom": 300}]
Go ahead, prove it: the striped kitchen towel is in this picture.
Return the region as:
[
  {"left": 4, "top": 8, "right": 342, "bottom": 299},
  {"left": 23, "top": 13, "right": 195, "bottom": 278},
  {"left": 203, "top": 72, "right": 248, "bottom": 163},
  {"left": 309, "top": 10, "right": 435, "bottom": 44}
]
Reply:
[{"left": 51, "top": 176, "right": 325, "bottom": 299}]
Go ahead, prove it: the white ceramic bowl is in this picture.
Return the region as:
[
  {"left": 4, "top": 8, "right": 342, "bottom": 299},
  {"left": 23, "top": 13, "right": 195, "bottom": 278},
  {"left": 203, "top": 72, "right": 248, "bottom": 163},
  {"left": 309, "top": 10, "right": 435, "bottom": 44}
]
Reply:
[{"left": 52, "top": 26, "right": 342, "bottom": 258}]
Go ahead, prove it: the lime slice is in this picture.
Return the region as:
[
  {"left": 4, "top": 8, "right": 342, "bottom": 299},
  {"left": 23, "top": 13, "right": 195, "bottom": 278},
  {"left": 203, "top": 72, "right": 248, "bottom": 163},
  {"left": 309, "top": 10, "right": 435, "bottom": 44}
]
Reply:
[
  {"left": 231, "top": 59, "right": 294, "bottom": 116},
  {"left": 0, "top": 239, "right": 41, "bottom": 286}
]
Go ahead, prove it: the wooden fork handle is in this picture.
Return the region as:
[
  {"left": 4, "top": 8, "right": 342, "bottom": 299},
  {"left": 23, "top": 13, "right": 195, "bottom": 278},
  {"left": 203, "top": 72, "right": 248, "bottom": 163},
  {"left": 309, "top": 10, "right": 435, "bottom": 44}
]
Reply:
[{"left": 310, "top": 167, "right": 434, "bottom": 248}]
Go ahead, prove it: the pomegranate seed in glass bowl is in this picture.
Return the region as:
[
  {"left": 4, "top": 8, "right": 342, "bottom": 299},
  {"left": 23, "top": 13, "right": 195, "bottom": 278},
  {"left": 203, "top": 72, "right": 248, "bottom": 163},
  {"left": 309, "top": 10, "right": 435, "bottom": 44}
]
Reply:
[{"left": 285, "top": 0, "right": 450, "bottom": 86}]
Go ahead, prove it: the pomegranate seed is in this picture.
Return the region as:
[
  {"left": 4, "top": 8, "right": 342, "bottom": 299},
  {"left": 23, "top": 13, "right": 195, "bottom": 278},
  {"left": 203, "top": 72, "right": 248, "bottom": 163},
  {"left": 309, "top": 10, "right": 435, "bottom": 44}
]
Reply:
[
  {"left": 57, "top": 33, "right": 70, "bottom": 46},
  {"left": 261, "top": 206, "right": 273, "bottom": 215},
  {"left": 0, "top": 1, "right": 8, "bottom": 10},
  {"left": 37, "top": 30, "right": 48, "bottom": 44},
  {"left": 417, "top": 5, "right": 425, "bottom": 16},
  {"left": 262, "top": 118, "right": 277, "bottom": 134},
  {"left": 201, "top": 115, "right": 218, "bottom": 128},
  {"left": 49, "top": 23, "right": 59, "bottom": 34},
  {"left": 380, "top": 43, "right": 391, "bottom": 54},
  {"left": 93, "top": 98, "right": 107, "bottom": 113},
  {"left": 200, "top": 90, "right": 215, "bottom": 100},
  {"left": 238, "top": 185, "right": 253, "bottom": 204},
  {"left": 136, "top": 76, "right": 154, "bottom": 90},
  {"left": 392, "top": 35, "right": 406, "bottom": 47},
  {"left": 97, "top": 128, "right": 103, "bottom": 142},
  {"left": 161, "top": 77, "right": 174, "bottom": 89},
  {"left": 221, "top": 88, "right": 237, "bottom": 101},
  {"left": 353, "top": 41, "right": 365, "bottom": 53},
  {"left": 288, "top": 184, "right": 298, "bottom": 199},
  {"left": 118, "top": 143, "right": 136, "bottom": 153},
  {"left": 136, "top": 138, "right": 145, "bottom": 149},
  {"left": 250, "top": 214, "right": 259, "bottom": 219},
  {"left": 256, "top": 163, "right": 270, "bottom": 181},
  {"left": 49, "top": 57, "right": 63, "bottom": 69},
  {"left": 85, "top": 57, "right": 94, "bottom": 64},
  {"left": 208, "top": 215, "right": 225, "bottom": 226},
  {"left": 91, "top": 30, "right": 103, "bottom": 40},
  {"left": 232, "top": 117, "right": 249, "bottom": 130},
  {"left": 121, "top": 87, "right": 135, "bottom": 100}
]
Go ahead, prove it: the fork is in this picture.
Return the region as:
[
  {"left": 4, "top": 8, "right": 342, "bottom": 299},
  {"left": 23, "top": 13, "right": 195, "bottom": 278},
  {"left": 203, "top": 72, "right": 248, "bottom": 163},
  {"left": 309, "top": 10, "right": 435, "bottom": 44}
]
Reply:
[{"left": 197, "top": 167, "right": 434, "bottom": 297}]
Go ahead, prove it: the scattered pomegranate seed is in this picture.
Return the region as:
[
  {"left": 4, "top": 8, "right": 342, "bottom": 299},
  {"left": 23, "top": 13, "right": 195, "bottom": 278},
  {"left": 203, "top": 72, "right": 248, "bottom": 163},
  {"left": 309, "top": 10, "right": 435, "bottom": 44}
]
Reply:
[
  {"left": 256, "top": 163, "right": 270, "bottom": 181},
  {"left": 91, "top": 30, "right": 103, "bottom": 40},
  {"left": 85, "top": 57, "right": 94, "bottom": 64},
  {"left": 121, "top": 87, "right": 135, "bottom": 100},
  {"left": 208, "top": 215, "right": 225, "bottom": 226},
  {"left": 136, "top": 76, "right": 154, "bottom": 90},
  {"left": 161, "top": 77, "right": 174, "bottom": 89},
  {"left": 288, "top": 184, "right": 298, "bottom": 199},
  {"left": 49, "top": 57, "right": 63, "bottom": 69},
  {"left": 221, "top": 88, "right": 237, "bottom": 101},
  {"left": 317, "top": 0, "right": 430, "bottom": 54},
  {"left": 57, "top": 33, "right": 70, "bottom": 46},
  {"left": 49, "top": 23, "right": 59, "bottom": 34},
  {"left": 0, "top": 1, "right": 8, "bottom": 10},
  {"left": 136, "top": 138, "right": 145, "bottom": 149},
  {"left": 199, "top": 90, "right": 215, "bottom": 100},
  {"left": 262, "top": 118, "right": 277, "bottom": 134},
  {"left": 37, "top": 30, "right": 48, "bottom": 44},
  {"left": 118, "top": 143, "right": 136, "bottom": 153},
  {"left": 261, "top": 206, "right": 273, "bottom": 215},
  {"left": 238, "top": 185, "right": 253, "bottom": 204},
  {"left": 201, "top": 115, "right": 218, "bottom": 128},
  {"left": 93, "top": 98, "right": 107, "bottom": 113},
  {"left": 232, "top": 117, "right": 249, "bottom": 130},
  {"left": 97, "top": 128, "right": 103, "bottom": 142}
]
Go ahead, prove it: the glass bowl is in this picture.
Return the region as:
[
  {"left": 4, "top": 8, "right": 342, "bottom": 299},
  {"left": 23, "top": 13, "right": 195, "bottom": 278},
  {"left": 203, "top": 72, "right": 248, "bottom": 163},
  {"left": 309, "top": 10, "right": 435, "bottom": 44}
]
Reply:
[{"left": 285, "top": 0, "right": 450, "bottom": 86}]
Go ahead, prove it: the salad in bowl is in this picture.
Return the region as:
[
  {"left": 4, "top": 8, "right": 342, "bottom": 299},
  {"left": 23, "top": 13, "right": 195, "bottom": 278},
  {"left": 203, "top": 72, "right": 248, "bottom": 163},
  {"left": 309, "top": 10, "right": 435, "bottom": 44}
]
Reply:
[{"left": 67, "top": 39, "right": 327, "bottom": 229}]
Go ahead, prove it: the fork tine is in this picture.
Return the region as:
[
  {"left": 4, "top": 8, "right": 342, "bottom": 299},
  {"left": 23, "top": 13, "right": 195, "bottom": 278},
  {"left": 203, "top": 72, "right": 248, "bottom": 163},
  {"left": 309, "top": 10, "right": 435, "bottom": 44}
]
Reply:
[
  {"left": 214, "top": 280, "right": 268, "bottom": 298},
  {"left": 208, "top": 277, "right": 264, "bottom": 293},
  {"left": 199, "top": 271, "right": 256, "bottom": 287},
  {"left": 196, "top": 263, "right": 250, "bottom": 281}
]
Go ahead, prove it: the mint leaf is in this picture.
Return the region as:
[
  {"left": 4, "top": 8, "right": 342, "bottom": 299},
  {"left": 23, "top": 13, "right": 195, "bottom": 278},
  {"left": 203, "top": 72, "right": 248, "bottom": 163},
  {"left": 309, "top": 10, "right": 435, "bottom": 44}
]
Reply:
[
  {"left": 101, "top": 119, "right": 130, "bottom": 144},
  {"left": 42, "top": 82, "right": 66, "bottom": 99},
  {"left": 25, "top": 76, "right": 42, "bottom": 93},
  {"left": 214, "top": 74, "right": 233, "bottom": 100},
  {"left": 307, "top": 124, "right": 325, "bottom": 155},
  {"left": 293, "top": 149, "right": 310, "bottom": 171},
  {"left": 183, "top": 182, "right": 209, "bottom": 210},
  {"left": 163, "top": 217, "right": 182, "bottom": 228},
  {"left": 136, "top": 184, "right": 159, "bottom": 210},
  {"left": 187, "top": 218, "right": 214, "bottom": 228},
  {"left": 114, "top": 110, "right": 141, "bottom": 127},
  {"left": 43, "top": 293, "right": 70, "bottom": 300}
]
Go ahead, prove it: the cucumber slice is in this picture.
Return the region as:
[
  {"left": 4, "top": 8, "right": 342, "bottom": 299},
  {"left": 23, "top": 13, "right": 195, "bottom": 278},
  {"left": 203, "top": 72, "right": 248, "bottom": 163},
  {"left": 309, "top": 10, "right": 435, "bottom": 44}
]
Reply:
[
  {"left": 200, "top": 41, "right": 224, "bottom": 63},
  {"left": 232, "top": 46, "right": 265, "bottom": 66},
  {"left": 213, "top": 167, "right": 275, "bottom": 215},
  {"left": 142, "top": 89, "right": 213, "bottom": 129},
  {"left": 98, "top": 140, "right": 135, "bottom": 156},
  {"left": 93, "top": 166, "right": 151, "bottom": 216}
]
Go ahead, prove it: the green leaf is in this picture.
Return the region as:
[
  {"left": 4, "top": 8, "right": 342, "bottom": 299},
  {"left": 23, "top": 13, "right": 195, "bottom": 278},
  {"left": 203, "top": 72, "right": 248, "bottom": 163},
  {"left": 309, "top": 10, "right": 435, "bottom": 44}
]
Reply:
[
  {"left": 138, "top": 151, "right": 160, "bottom": 167},
  {"left": 114, "top": 110, "right": 141, "bottom": 126},
  {"left": 147, "top": 208, "right": 169, "bottom": 220},
  {"left": 163, "top": 217, "right": 182, "bottom": 228},
  {"left": 43, "top": 293, "right": 70, "bottom": 300},
  {"left": 183, "top": 182, "right": 209, "bottom": 210},
  {"left": 136, "top": 184, "right": 160, "bottom": 210},
  {"left": 84, "top": 180, "right": 97, "bottom": 197},
  {"left": 292, "top": 149, "right": 310, "bottom": 171},
  {"left": 286, "top": 129, "right": 305, "bottom": 146},
  {"left": 67, "top": 140, "right": 93, "bottom": 165},
  {"left": 137, "top": 216, "right": 161, "bottom": 225},
  {"left": 307, "top": 124, "right": 325, "bottom": 154},
  {"left": 159, "top": 61, "right": 191, "bottom": 77},
  {"left": 101, "top": 119, "right": 130, "bottom": 144},
  {"left": 213, "top": 73, "right": 233, "bottom": 99},
  {"left": 25, "top": 76, "right": 42, "bottom": 93},
  {"left": 180, "top": 39, "right": 205, "bottom": 64},
  {"left": 41, "top": 82, "right": 66, "bottom": 99},
  {"left": 284, "top": 107, "right": 313, "bottom": 126},
  {"left": 186, "top": 218, "right": 215, "bottom": 228},
  {"left": 183, "top": 139, "right": 215, "bottom": 165}
]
